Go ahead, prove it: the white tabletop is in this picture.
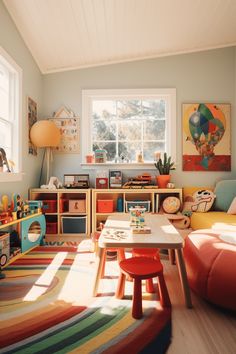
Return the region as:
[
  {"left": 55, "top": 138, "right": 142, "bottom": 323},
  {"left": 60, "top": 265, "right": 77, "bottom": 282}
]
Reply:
[{"left": 99, "top": 214, "right": 183, "bottom": 249}]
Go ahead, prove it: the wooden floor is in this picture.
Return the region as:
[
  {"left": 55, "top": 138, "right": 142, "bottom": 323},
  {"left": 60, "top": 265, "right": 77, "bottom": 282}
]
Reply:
[{"left": 162, "top": 257, "right": 236, "bottom": 354}]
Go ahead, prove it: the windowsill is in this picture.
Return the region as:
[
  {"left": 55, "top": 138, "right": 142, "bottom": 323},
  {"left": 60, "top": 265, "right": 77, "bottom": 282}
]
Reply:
[
  {"left": 0, "top": 172, "right": 24, "bottom": 182},
  {"left": 81, "top": 162, "right": 156, "bottom": 170}
]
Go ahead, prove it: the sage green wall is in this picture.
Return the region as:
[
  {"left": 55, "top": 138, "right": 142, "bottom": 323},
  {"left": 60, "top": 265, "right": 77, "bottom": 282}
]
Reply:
[
  {"left": 42, "top": 47, "right": 236, "bottom": 188},
  {"left": 0, "top": 1, "right": 43, "bottom": 199}
]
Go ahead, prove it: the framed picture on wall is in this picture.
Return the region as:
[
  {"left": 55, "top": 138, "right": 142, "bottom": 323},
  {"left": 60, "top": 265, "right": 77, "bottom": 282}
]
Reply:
[
  {"left": 182, "top": 103, "right": 231, "bottom": 171},
  {"left": 28, "top": 97, "right": 37, "bottom": 156},
  {"left": 49, "top": 117, "right": 80, "bottom": 153}
]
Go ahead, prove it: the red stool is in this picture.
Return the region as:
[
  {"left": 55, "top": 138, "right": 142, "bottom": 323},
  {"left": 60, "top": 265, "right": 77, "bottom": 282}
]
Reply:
[
  {"left": 116, "top": 256, "right": 171, "bottom": 319},
  {"left": 132, "top": 248, "right": 160, "bottom": 293}
]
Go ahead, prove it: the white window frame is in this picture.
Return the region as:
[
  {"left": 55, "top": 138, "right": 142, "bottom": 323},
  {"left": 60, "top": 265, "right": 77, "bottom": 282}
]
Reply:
[
  {"left": 0, "top": 46, "right": 22, "bottom": 182},
  {"left": 82, "top": 88, "right": 176, "bottom": 169}
]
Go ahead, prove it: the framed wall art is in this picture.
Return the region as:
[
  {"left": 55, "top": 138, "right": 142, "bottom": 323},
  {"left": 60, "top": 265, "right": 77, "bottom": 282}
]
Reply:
[
  {"left": 28, "top": 97, "right": 37, "bottom": 156},
  {"left": 49, "top": 117, "right": 80, "bottom": 153},
  {"left": 182, "top": 103, "right": 231, "bottom": 171}
]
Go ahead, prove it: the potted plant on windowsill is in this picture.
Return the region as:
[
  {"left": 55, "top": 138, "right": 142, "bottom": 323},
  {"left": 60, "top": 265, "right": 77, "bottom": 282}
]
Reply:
[{"left": 154, "top": 153, "right": 175, "bottom": 188}]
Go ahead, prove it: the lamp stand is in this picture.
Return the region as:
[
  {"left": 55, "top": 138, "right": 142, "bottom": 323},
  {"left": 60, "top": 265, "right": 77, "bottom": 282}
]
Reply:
[
  {"left": 38, "top": 147, "right": 53, "bottom": 187},
  {"left": 45, "top": 147, "right": 53, "bottom": 185}
]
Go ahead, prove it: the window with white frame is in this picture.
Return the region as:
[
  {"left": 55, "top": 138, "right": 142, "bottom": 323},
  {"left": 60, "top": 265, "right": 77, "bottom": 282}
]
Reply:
[
  {"left": 0, "top": 46, "right": 22, "bottom": 178},
  {"left": 82, "top": 89, "right": 176, "bottom": 164}
]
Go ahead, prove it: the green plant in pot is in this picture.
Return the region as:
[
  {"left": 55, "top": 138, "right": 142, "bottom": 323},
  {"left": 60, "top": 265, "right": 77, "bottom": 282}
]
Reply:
[{"left": 154, "top": 153, "right": 175, "bottom": 188}]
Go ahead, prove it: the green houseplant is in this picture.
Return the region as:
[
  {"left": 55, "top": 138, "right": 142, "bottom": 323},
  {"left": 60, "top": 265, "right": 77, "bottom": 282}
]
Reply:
[{"left": 154, "top": 153, "right": 175, "bottom": 188}]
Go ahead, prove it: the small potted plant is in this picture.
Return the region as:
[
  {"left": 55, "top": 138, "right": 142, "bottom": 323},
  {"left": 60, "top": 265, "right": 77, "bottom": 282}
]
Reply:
[{"left": 154, "top": 152, "right": 175, "bottom": 188}]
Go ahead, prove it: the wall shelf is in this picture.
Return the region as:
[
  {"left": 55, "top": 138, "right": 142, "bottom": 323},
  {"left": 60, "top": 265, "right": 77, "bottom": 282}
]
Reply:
[{"left": 81, "top": 163, "right": 156, "bottom": 170}]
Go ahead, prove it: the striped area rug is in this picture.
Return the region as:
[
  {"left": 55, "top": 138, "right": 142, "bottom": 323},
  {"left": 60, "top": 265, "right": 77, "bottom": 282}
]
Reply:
[{"left": 0, "top": 246, "right": 171, "bottom": 353}]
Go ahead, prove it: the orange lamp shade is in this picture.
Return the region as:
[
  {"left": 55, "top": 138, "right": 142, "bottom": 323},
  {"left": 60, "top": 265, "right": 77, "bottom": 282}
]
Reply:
[{"left": 30, "top": 120, "right": 61, "bottom": 147}]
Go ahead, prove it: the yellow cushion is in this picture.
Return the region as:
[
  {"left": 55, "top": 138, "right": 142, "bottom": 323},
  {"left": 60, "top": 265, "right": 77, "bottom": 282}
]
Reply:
[
  {"left": 191, "top": 211, "right": 236, "bottom": 230},
  {"left": 183, "top": 186, "right": 213, "bottom": 199}
]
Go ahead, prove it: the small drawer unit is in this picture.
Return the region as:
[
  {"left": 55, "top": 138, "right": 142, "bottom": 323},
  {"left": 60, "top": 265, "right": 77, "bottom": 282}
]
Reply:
[
  {"left": 69, "top": 199, "right": 86, "bottom": 213},
  {"left": 125, "top": 200, "right": 151, "bottom": 212},
  {"left": 42, "top": 200, "right": 57, "bottom": 213},
  {"left": 61, "top": 216, "right": 87, "bottom": 234},
  {"left": 97, "top": 200, "right": 114, "bottom": 213}
]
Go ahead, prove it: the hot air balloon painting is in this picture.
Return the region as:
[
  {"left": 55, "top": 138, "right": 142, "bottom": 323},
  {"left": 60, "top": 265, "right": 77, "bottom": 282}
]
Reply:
[{"left": 183, "top": 103, "right": 231, "bottom": 171}]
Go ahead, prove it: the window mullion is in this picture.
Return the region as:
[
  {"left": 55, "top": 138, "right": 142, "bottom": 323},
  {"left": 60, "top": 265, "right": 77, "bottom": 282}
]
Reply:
[{"left": 116, "top": 100, "right": 118, "bottom": 159}]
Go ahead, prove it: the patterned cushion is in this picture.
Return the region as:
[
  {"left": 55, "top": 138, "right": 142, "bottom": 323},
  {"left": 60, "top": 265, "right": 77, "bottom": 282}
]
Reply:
[
  {"left": 162, "top": 196, "right": 180, "bottom": 214},
  {"left": 183, "top": 189, "right": 215, "bottom": 213}
]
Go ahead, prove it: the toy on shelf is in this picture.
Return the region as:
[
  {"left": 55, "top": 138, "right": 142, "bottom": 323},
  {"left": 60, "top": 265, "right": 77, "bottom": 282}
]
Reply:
[
  {"left": 41, "top": 176, "right": 63, "bottom": 189},
  {"left": 94, "top": 149, "right": 107, "bottom": 163},
  {"left": 122, "top": 173, "right": 155, "bottom": 189},
  {"left": 0, "top": 194, "right": 42, "bottom": 223}
]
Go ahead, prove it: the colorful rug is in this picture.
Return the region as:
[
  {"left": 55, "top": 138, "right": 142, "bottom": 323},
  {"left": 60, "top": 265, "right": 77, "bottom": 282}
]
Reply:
[{"left": 0, "top": 245, "right": 171, "bottom": 353}]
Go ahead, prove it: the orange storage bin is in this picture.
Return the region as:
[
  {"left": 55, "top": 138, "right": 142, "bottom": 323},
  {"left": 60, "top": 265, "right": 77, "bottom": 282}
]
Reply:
[
  {"left": 42, "top": 200, "right": 57, "bottom": 213},
  {"left": 97, "top": 200, "right": 114, "bottom": 213},
  {"left": 59, "top": 199, "right": 68, "bottom": 212}
]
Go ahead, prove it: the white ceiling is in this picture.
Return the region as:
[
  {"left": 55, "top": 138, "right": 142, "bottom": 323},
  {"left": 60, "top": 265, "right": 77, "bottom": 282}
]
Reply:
[{"left": 4, "top": 0, "right": 236, "bottom": 74}]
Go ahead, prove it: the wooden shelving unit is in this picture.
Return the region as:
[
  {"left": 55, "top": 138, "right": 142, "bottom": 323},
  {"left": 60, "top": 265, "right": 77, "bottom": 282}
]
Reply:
[
  {"left": 29, "top": 189, "right": 91, "bottom": 240},
  {"left": 91, "top": 188, "right": 182, "bottom": 233},
  {"left": 0, "top": 212, "right": 45, "bottom": 269}
]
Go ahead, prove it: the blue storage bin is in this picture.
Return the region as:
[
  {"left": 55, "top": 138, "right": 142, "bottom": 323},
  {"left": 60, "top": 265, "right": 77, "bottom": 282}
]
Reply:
[{"left": 61, "top": 216, "right": 87, "bottom": 234}]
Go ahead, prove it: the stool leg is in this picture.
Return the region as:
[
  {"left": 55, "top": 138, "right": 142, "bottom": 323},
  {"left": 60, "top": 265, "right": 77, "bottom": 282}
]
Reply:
[
  {"left": 117, "top": 249, "right": 125, "bottom": 262},
  {"left": 157, "top": 274, "right": 171, "bottom": 308},
  {"left": 116, "top": 272, "right": 126, "bottom": 299},
  {"left": 132, "top": 278, "right": 143, "bottom": 319},
  {"left": 100, "top": 249, "right": 106, "bottom": 278},
  {"left": 146, "top": 278, "right": 155, "bottom": 293}
]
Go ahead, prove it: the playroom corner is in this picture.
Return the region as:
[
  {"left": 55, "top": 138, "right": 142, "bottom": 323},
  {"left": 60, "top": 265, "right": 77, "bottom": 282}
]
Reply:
[{"left": 1, "top": 5, "right": 236, "bottom": 350}]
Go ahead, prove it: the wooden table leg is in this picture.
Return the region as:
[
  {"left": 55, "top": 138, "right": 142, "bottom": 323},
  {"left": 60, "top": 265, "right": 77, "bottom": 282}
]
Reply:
[
  {"left": 92, "top": 247, "right": 105, "bottom": 297},
  {"left": 175, "top": 248, "right": 193, "bottom": 308},
  {"left": 168, "top": 249, "right": 175, "bottom": 264}
]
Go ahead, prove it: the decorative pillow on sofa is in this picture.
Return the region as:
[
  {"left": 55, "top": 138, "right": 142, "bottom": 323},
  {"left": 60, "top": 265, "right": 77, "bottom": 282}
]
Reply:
[
  {"left": 183, "top": 189, "right": 215, "bottom": 213},
  {"left": 214, "top": 180, "right": 236, "bottom": 212},
  {"left": 227, "top": 197, "right": 236, "bottom": 215}
]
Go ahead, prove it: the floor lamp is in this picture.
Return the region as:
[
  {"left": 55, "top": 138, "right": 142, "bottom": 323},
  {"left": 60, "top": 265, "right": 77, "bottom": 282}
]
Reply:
[{"left": 30, "top": 120, "right": 61, "bottom": 186}]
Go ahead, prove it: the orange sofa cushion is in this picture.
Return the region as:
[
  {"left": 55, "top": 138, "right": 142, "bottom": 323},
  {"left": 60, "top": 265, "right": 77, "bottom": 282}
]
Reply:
[{"left": 184, "top": 229, "right": 236, "bottom": 311}]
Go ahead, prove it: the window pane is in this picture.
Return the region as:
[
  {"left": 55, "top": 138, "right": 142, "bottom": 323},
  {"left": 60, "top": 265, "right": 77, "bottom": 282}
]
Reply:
[
  {"left": 0, "top": 63, "right": 10, "bottom": 120},
  {"left": 93, "top": 142, "right": 116, "bottom": 161},
  {"left": 0, "top": 120, "right": 11, "bottom": 150},
  {"left": 143, "top": 142, "right": 165, "bottom": 161},
  {"left": 92, "top": 100, "right": 116, "bottom": 120},
  {"left": 93, "top": 120, "right": 116, "bottom": 141},
  {"left": 117, "top": 100, "right": 141, "bottom": 119},
  {"left": 118, "top": 120, "right": 142, "bottom": 140},
  {"left": 142, "top": 99, "right": 165, "bottom": 118},
  {"left": 144, "top": 120, "right": 165, "bottom": 140},
  {"left": 118, "top": 142, "right": 142, "bottom": 162}
]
